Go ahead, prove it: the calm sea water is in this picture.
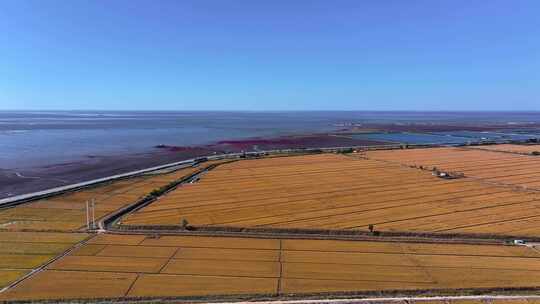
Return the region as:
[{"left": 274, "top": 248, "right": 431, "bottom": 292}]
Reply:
[
  {"left": 352, "top": 133, "right": 474, "bottom": 144},
  {"left": 353, "top": 131, "right": 540, "bottom": 145},
  {"left": 2, "top": 111, "right": 540, "bottom": 170}
]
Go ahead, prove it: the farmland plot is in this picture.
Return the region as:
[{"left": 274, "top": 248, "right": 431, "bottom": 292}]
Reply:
[
  {"left": 0, "top": 231, "right": 88, "bottom": 289},
  {"left": 0, "top": 163, "right": 215, "bottom": 294},
  {"left": 468, "top": 144, "right": 540, "bottom": 155},
  {"left": 366, "top": 148, "right": 540, "bottom": 190},
  {"left": 2, "top": 234, "right": 540, "bottom": 300},
  {"left": 0, "top": 165, "right": 205, "bottom": 232},
  {"left": 121, "top": 153, "right": 540, "bottom": 237}
]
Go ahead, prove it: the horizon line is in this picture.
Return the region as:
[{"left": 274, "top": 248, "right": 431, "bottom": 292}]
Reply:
[{"left": 2, "top": 109, "right": 540, "bottom": 113}]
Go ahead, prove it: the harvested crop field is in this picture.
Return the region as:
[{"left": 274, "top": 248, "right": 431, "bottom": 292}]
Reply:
[
  {"left": 121, "top": 153, "right": 540, "bottom": 237},
  {"left": 0, "top": 164, "right": 209, "bottom": 231},
  {"left": 3, "top": 234, "right": 540, "bottom": 301},
  {"left": 0, "top": 231, "right": 88, "bottom": 289}
]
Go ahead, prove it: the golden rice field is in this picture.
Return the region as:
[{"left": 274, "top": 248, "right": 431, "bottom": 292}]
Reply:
[
  {"left": 0, "top": 165, "right": 204, "bottom": 231},
  {"left": 121, "top": 152, "right": 540, "bottom": 237},
  {"left": 366, "top": 147, "right": 540, "bottom": 190},
  {"left": 0, "top": 231, "right": 88, "bottom": 289},
  {"left": 3, "top": 148, "right": 540, "bottom": 301},
  {"left": 468, "top": 144, "right": 540, "bottom": 155},
  {"left": 0, "top": 163, "right": 214, "bottom": 295},
  {"left": 2, "top": 233, "right": 540, "bottom": 301}
]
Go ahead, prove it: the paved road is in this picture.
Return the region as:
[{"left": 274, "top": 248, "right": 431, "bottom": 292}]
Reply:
[{"left": 216, "top": 295, "right": 540, "bottom": 304}]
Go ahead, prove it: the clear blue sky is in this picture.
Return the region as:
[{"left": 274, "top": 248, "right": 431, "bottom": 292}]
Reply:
[{"left": 1, "top": 0, "right": 539, "bottom": 111}]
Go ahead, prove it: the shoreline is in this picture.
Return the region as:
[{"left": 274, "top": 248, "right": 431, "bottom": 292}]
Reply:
[
  {"left": 3, "top": 122, "right": 539, "bottom": 201},
  {"left": 0, "top": 148, "right": 215, "bottom": 200},
  {"left": 1, "top": 133, "right": 385, "bottom": 200}
]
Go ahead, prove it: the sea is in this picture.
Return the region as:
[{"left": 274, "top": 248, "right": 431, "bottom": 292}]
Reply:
[{"left": 2, "top": 111, "right": 540, "bottom": 170}]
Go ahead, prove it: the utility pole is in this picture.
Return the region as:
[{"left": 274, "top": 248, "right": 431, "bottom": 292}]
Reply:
[
  {"left": 85, "top": 199, "right": 97, "bottom": 230},
  {"left": 91, "top": 198, "right": 96, "bottom": 230},
  {"left": 86, "top": 200, "right": 90, "bottom": 230}
]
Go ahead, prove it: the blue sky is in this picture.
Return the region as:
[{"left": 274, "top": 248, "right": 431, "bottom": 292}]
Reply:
[{"left": 1, "top": 0, "right": 539, "bottom": 111}]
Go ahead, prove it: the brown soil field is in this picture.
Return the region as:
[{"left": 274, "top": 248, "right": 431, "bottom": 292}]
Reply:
[
  {"left": 3, "top": 234, "right": 540, "bottom": 301},
  {"left": 120, "top": 152, "right": 540, "bottom": 237},
  {"left": 0, "top": 164, "right": 207, "bottom": 232},
  {"left": 0, "top": 231, "right": 88, "bottom": 289}
]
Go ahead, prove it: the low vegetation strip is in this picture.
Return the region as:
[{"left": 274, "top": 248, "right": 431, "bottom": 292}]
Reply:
[{"left": 2, "top": 233, "right": 540, "bottom": 301}]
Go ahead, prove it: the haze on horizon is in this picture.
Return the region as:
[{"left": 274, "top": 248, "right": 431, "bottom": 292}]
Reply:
[{"left": 1, "top": 0, "right": 539, "bottom": 112}]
